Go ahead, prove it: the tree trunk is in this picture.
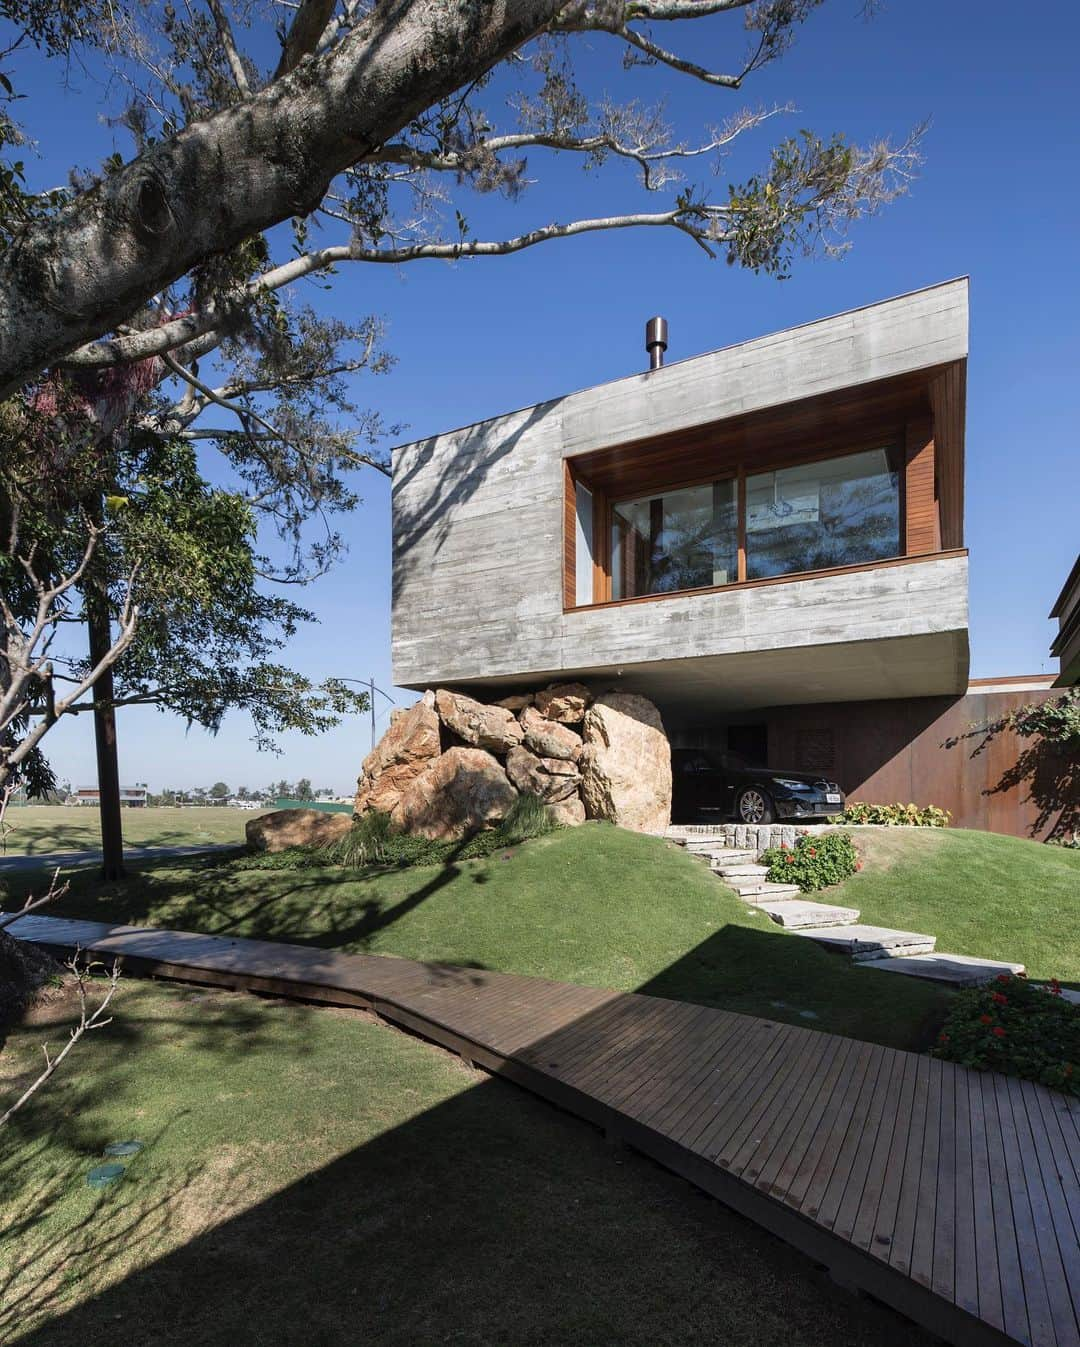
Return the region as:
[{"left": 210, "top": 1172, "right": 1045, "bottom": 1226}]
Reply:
[
  {"left": 0, "top": 0, "right": 564, "bottom": 395},
  {"left": 86, "top": 598, "right": 125, "bottom": 882},
  {"left": 84, "top": 493, "right": 124, "bottom": 881}
]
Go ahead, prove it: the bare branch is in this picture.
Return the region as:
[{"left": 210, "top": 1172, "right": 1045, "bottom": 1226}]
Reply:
[
  {"left": 0, "top": 869, "right": 69, "bottom": 931},
  {"left": 205, "top": 0, "right": 252, "bottom": 95},
  {"left": 0, "top": 957, "right": 121, "bottom": 1129}
]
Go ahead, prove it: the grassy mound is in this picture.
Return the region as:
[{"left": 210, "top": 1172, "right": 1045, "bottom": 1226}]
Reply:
[{"left": 19, "top": 822, "right": 1078, "bottom": 1053}]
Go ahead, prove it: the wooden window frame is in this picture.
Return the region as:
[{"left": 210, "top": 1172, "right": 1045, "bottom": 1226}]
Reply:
[{"left": 572, "top": 437, "right": 924, "bottom": 611}]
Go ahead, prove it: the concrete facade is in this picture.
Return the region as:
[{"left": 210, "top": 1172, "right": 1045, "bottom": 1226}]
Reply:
[{"left": 391, "top": 281, "right": 969, "bottom": 707}]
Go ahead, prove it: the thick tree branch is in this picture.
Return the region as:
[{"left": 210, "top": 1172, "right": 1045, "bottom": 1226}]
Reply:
[
  {"left": 0, "top": 0, "right": 574, "bottom": 395},
  {"left": 275, "top": 0, "right": 338, "bottom": 77}
]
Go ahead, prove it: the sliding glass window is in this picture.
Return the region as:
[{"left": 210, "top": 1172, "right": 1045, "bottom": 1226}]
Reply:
[
  {"left": 611, "top": 480, "right": 737, "bottom": 600},
  {"left": 745, "top": 448, "right": 901, "bottom": 581}
]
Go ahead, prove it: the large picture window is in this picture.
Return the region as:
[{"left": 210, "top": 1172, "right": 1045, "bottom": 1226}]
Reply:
[
  {"left": 611, "top": 480, "right": 738, "bottom": 600},
  {"left": 745, "top": 448, "right": 900, "bottom": 581},
  {"left": 595, "top": 445, "right": 903, "bottom": 604}
]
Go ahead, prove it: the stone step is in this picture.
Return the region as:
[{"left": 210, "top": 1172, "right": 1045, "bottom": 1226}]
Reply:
[
  {"left": 753, "top": 899, "right": 861, "bottom": 929},
  {"left": 732, "top": 881, "right": 803, "bottom": 898},
  {"left": 864, "top": 953, "right": 1026, "bottom": 986},
  {"left": 713, "top": 863, "right": 770, "bottom": 879},
  {"left": 686, "top": 843, "right": 758, "bottom": 860},
  {"left": 793, "top": 924, "right": 936, "bottom": 961}
]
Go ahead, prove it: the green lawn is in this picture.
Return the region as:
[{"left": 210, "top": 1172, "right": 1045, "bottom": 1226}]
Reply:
[
  {"left": 828, "top": 828, "right": 1080, "bottom": 985},
  {"left": 15, "top": 822, "right": 1076, "bottom": 1052},
  {"left": 16, "top": 823, "right": 954, "bottom": 1050},
  {"left": 1, "top": 804, "right": 257, "bottom": 853},
  {"left": 1, "top": 978, "right": 930, "bottom": 1347}
]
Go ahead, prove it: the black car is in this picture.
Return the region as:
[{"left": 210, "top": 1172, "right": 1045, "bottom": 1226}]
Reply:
[{"left": 672, "top": 748, "right": 846, "bottom": 825}]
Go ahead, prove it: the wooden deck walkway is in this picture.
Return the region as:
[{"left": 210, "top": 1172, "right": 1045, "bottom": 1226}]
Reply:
[{"left": 10, "top": 913, "right": 1079, "bottom": 1347}]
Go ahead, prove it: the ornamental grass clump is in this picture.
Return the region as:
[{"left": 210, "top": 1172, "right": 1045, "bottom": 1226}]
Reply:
[
  {"left": 934, "top": 974, "right": 1079, "bottom": 1096},
  {"left": 760, "top": 832, "right": 859, "bottom": 892}
]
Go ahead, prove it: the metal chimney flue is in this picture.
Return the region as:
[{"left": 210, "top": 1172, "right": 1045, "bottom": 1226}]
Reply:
[{"left": 645, "top": 316, "right": 668, "bottom": 371}]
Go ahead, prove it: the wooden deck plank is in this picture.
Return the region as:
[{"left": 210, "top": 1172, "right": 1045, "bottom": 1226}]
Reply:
[
  {"left": 10, "top": 911, "right": 1075, "bottom": 1347},
  {"left": 982, "top": 1072, "right": 1031, "bottom": 1345},
  {"left": 793, "top": 1039, "right": 879, "bottom": 1224}
]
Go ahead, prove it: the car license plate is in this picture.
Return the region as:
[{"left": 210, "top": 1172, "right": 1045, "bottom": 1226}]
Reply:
[{"left": 825, "top": 792, "right": 841, "bottom": 804}]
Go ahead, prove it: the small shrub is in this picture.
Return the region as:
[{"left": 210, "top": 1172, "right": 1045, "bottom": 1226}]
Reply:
[
  {"left": 840, "top": 801, "right": 951, "bottom": 827},
  {"left": 934, "top": 975, "right": 1079, "bottom": 1096},
  {"left": 760, "top": 832, "right": 859, "bottom": 892}
]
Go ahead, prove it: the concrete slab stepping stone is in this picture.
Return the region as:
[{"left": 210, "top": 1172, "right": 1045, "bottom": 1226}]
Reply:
[
  {"left": 792, "top": 924, "right": 936, "bottom": 961},
  {"left": 730, "top": 880, "right": 803, "bottom": 898},
  {"left": 864, "top": 952, "right": 1026, "bottom": 986},
  {"left": 752, "top": 899, "right": 861, "bottom": 929},
  {"left": 713, "top": 863, "right": 770, "bottom": 878}
]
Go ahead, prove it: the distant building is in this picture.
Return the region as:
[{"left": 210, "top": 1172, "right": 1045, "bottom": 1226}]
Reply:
[
  {"left": 1050, "top": 554, "right": 1080, "bottom": 686},
  {"left": 72, "top": 785, "right": 148, "bottom": 808}
]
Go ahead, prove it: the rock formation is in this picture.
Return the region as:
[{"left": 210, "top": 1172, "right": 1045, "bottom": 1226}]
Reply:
[
  {"left": 354, "top": 690, "right": 441, "bottom": 815},
  {"left": 391, "top": 747, "right": 518, "bottom": 840},
  {"left": 579, "top": 693, "right": 672, "bottom": 833},
  {"left": 519, "top": 705, "right": 583, "bottom": 762},
  {"left": 534, "top": 681, "right": 591, "bottom": 724},
  {"left": 434, "top": 689, "right": 524, "bottom": 754},
  {"left": 353, "top": 680, "right": 671, "bottom": 839}
]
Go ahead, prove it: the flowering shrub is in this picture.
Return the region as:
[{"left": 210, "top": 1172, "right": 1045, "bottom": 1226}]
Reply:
[
  {"left": 839, "top": 801, "right": 951, "bottom": 827},
  {"left": 934, "top": 974, "right": 1079, "bottom": 1096},
  {"left": 760, "top": 832, "right": 859, "bottom": 892}
]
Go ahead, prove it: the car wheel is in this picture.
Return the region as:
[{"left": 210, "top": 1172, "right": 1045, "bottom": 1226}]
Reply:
[{"left": 736, "top": 787, "right": 775, "bottom": 825}]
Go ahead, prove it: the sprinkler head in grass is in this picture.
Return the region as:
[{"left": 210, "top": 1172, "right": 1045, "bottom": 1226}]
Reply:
[
  {"left": 87, "top": 1163, "right": 125, "bottom": 1189},
  {"left": 103, "top": 1140, "right": 143, "bottom": 1157}
]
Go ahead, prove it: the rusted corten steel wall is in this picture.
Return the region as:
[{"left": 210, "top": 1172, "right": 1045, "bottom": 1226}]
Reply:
[{"left": 764, "top": 689, "right": 1074, "bottom": 841}]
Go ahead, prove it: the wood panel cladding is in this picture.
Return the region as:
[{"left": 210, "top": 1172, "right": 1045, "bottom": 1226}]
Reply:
[
  {"left": 562, "top": 461, "right": 576, "bottom": 610},
  {"left": 570, "top": 366, "right": 943, "bottom": 500},
  {"left": 904, "top": 417, "right": 939, "bottom": 555},
  {"left": 928, "top": 359, "right": 966, "bottom": 549},
  {"left": 563, "top": 359, "right": 966, "bottom": 611}
]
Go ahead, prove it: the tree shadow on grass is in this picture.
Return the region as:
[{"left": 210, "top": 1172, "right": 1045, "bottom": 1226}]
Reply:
[{"left": 8, "top": 1061, "right": 931, "bottom": 1347}]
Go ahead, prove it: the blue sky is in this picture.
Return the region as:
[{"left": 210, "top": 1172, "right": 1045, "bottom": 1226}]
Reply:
[{"left": 11, "top": 0, "right": 1078, "bottom": 795}]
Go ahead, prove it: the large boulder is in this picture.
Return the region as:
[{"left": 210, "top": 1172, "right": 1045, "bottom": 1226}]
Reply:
[
  {"left": 534, "top": 682, "right": 592, "bottom": 725},
  {"left": 247, "top": 808, "right": 352, "bottom": 853},
  {"left": 519, "top": 705, "right": 583, "bottom": 762},
  {"left": 391, "top": 747, "right": 518, "bottom": 840},
  {"left": 355, "top": 690, "right": 441, "bottom": 816},
  {"left": 547, "top": 795, "right": 586, "bottom": 827},
  {"left": 579, "top": 693, "right": 671, "bottom": 833},
  {"left": 505, "top": 745, "right": 581, "bottom": 803},
  {"left": 435, "top": 689, "right": 524, "bottom": 755}
]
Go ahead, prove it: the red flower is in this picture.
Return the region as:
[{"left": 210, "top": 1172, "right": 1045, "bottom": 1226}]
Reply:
[
  {"left": 992, "top": 992, "right": 1008, "bottom": 1006},
  {"left": 780, "top": 842, "right": 789, "bottom": 851},
  {"left": 855, "top": 861, "right": 863, "bottom": 871},
  {"left": 938, "top": 1031, "right": 949, "bottom": 1044},
  {"left": 785, "top": 854, "right": 795, "bottom": 864},
  {"left": 808, "top": 847, "right": 817, "bottom": 857},
  {"left": 1049, "top": 978, "right": 1063, "bottom": 996},
  {"left": 979, "top": 1014, "right": 993, "bottom": 1025},
  {"left": 992, "top": 1027, "right": 1007, "bottom": 1039}
]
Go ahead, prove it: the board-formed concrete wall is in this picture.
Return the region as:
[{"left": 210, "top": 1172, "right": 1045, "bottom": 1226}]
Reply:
[{"left": 392, "top": 281, "right": 969, "bottom": 694}]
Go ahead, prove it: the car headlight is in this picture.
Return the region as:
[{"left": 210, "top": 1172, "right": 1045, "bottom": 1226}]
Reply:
[{"left": 773, "top": 778, "right": 812, "bottom": 791}]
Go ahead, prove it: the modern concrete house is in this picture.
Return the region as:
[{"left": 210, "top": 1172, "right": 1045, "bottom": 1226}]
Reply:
[{"left": 390, "top": 279, "right": 1064, "bottom": 838}]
